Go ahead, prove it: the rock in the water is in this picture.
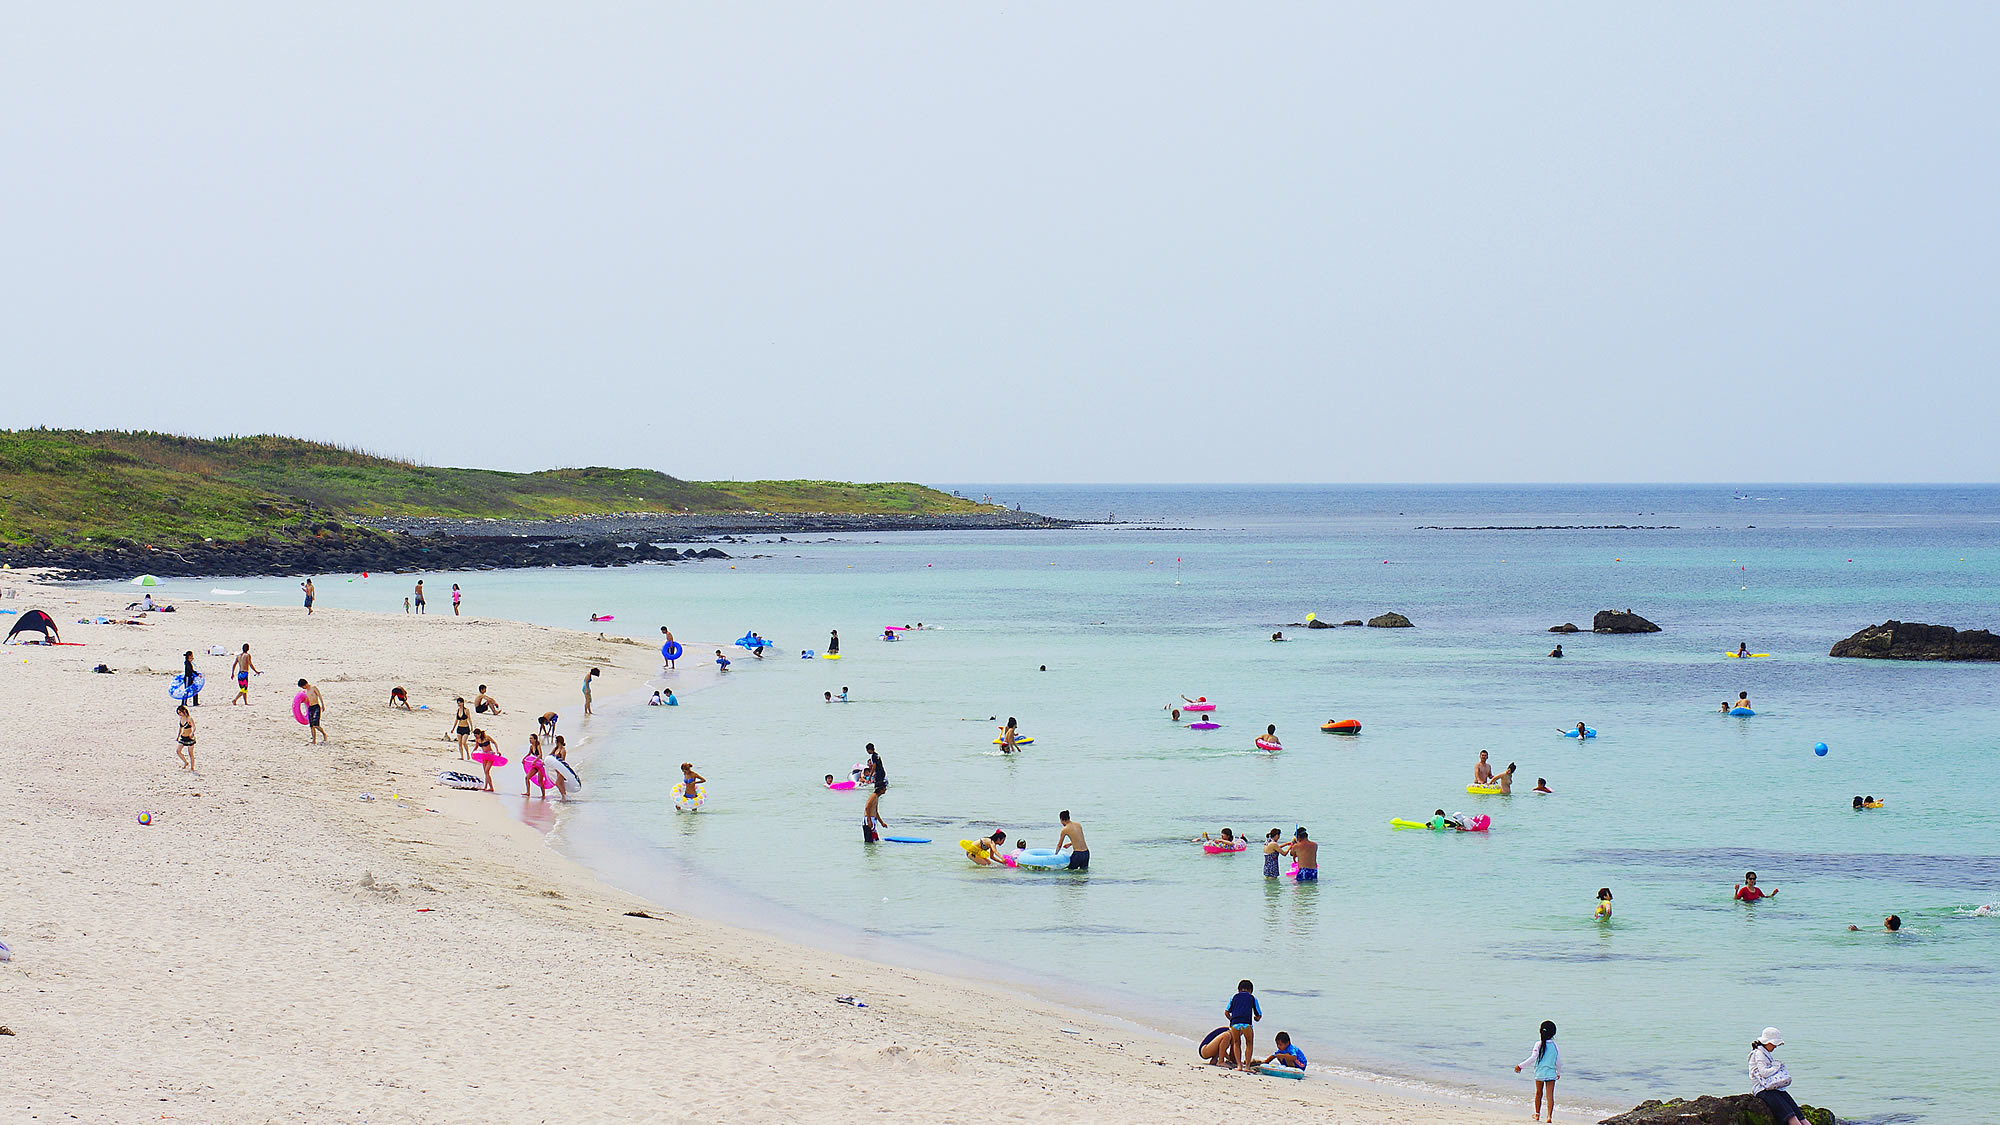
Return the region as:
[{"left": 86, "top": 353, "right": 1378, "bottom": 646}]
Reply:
[
  {"left": 1593, "top": 609, "right": 1660, "bottom": 634},
  {"left": 1599, "top": 1094, "right": 1834, "bottom": 1125},
  {"left": 1305, "top": 618, "right": 1337, "bottom": 629},
  {"left": 1341, "top": 619, "right": 1364, "bottom": 627},
  {"left": 1366, "top": 612, "right": 1412, "bottom": 628},
  {"left": 1829, "top": 620, "right": 2000, "bottom": 661},
  {"left": 1548, "top": 622, "right": 1579, "bottom": 633}
]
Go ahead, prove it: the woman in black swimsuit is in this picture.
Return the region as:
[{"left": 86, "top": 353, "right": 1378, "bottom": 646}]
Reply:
[{"left": 454, "top": 697, "right": 472, "bottom": 760}]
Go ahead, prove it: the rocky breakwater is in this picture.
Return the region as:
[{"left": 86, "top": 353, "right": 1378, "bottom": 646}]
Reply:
[
  {"left": 0, "top": 528, "right": 732, "bottom": 581},
  {"left": 1600, "top": 1094, "right": 1834, "bottom": 1125},
  {"left": 1593, "top": 609, "right": 1661, "bottom": 634},
  {"left": 1829, "top": 620, "right": 2000, "bottom": 661}
]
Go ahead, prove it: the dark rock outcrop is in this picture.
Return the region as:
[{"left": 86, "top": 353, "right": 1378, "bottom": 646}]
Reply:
[
  {"left": 1593, "top": 609, "right": 1660, "bottom": 634},
  {"left": 1366, "top": 612, "right": 1412, "bottom": 628},
  {"left": 1548, "top": 622, "right": 1579, "bottom": 633},
  {"left": 1599, "top": 1094, "right": 1834, "bottom": 1125},
  {"left": 1341, "top": 619, "right": 1364, "bottom": 627},
  {"left": 1305, "top": 618, "right": 1337, "bottom": 629},
  {"left": 1829, "top": 620, "right": 2000, "bottom": 661}
]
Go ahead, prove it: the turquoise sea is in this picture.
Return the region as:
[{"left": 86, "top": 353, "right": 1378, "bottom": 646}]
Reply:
[{"left": 185, "top": 486, "right": 1999, "bottom": 1122}]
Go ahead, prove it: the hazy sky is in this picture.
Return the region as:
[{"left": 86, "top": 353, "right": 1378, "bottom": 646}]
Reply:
[{"left": 5, "top": 5, "right": 1996, "bottom": 483}]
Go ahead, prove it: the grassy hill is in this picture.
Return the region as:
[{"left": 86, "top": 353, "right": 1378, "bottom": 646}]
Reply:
[{"left": 0, "top": 429, "right": 995, "bottom": 549}]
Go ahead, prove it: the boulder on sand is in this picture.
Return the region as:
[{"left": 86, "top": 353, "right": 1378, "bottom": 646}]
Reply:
[
  {"left": 1599, "top": 1094, "right": 1835, "bottom": 1125},
  {"left": 1829, "top": 620, "right": 2000, "bottom": 661},
  {"left": 1548, "top": 623, "right": 1579, "bottom": 633},
  {"left": 1592, "top": 609, "right": 1660, "bottom": 634},
  {"left": 1366, "top": 612, "right": 1412, "bottom": 628}
]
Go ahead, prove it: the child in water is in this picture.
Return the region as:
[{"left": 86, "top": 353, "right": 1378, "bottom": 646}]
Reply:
[
  {"left": 1595, "top": 887, "right": 1614, "bottom": 920},
  {"left": 1514, "top": 1020, "right": 1560, "bottom": 1123},
  {"left": 1534, "top": 778, "right": 1553, "bottom": 794}
]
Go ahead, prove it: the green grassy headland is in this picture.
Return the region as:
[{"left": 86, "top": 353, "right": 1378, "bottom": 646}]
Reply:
[{"left": 0, "top": 429, "right": 997, "bottom": 550}]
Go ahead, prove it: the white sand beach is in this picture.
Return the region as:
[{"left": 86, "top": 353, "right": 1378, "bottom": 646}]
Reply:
[{"left": 1, "top": 576, "right": 1533, "bottom": 1123}]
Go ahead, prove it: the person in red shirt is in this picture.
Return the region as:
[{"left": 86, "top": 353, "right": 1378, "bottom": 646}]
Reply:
[{"left": 1735, "top": 871, "right": 1778, "bottom": 901}]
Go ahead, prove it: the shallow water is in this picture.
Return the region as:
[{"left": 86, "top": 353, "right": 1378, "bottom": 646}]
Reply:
[{"left": 187, "top": 485, "right": 2000, "bottom": 1121}]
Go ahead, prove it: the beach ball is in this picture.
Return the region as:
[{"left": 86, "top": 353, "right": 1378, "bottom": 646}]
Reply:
[
  {"left": 136, "top": 811, "right": 152, "bottom": 825},
  {"left": 1814, "top": 742, "right": 1829, "bottom": 757}
]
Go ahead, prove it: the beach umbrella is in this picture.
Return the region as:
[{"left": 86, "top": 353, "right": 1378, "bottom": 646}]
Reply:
[{"left": 129, "top": 574, "right": 161, "bottom": 586}]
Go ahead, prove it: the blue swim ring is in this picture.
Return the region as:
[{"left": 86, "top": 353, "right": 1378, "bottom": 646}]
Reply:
[
  {"left": 662, "top": 641, "right": 683, "bottom": 661},
  {"left": 1730, "top": 707, "right": 1755, "bottom": 717},
  {"left": 1559, "top": 726, "right": 1596, "bottom": 738}
]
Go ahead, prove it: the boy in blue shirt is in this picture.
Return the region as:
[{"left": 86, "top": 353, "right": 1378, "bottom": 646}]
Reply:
[
  {"left": 1260, "top": 1031, "right": 1307, "bottom": 1072},
  {"left": 1225, "top": 979, "right": 1262, "bottom": 1071}
]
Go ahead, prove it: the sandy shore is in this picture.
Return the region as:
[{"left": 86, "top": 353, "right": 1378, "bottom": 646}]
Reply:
[{"left": 1, "top": 576, "right": 1539, "bottom": 1123}]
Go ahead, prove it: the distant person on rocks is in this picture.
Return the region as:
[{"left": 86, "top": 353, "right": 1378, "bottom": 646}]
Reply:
[{"left": 1748, "top": 1029, "right": 1810, "bottom": 1125}]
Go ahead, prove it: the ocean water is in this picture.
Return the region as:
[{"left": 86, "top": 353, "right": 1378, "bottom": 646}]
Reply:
[{"left": 183, "top": 486, "right": 1999, "bottom": 1122}]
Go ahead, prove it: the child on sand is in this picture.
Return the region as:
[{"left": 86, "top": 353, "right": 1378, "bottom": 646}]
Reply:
[
  {"left": 390, "top": 687, "right": 411, "bottom": 710},
  {"left": 1514, "top": 1020, "right": 1560, "bottom": 1123},
  {"left": 175, "top": 704, "right": 196, "bottom": 771},
  {"left": 1224, "top": 980, "right": 1262, "bottom": 1072},
  {"left": 1259, "top": 1031, "right": 1307, "bottom": 1072}
]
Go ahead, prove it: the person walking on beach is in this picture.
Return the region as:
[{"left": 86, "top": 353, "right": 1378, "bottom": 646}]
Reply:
[
  {"left": 174, "top": 704, "right": 196, "bottom": 771},
  {"left": 582, "top": 667, "right": 599, "bottom": 715},
  {"left": 453, "top": 697, "right": 473, "bottom": 759},
  {"left": 413, "top": 580, "right": 426, "bottom": 614},
  {"left": 451, "top": 583, "right": 461, "bottom": 616},
  {"left": 828, "top": 629, "right": 840, "bottom": 655},
  {"left": 230, "top": 643, "right": 259, "bottom": 706},
  {"left": 1748, "top": 1029, "right": 1810, "bottom": 1125},
  {"left": 1262, "top": 828, "right": 1285, "bottom": 878},
  {"left": 1056, "top": 811, "right": 1089, "bottom": 870},
  {"left": 302, "top": 578, "right": 315, "bottom": 615},
  {"left": 862, "top": 743, "right": 888, "bottom": 831},
  {"left": 1282, "top": 827, "right": 1319, "bottom": 881},
  {"left": 182, "top": 650, "right": 201, "bottom": 707},
  {"left": 1224, "top": 980, "right": 1262, "bottom": 1072},
  {"left": 299, "top": 679, "right": 327, "bottom": 744},
  {"left": 1513, "top": 1019, "right": 1560, "bottom": 1123}
]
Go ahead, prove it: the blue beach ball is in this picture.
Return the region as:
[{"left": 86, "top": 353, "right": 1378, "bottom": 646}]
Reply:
[{"left": 1814, "top": 742, "right": 1829, "bottom": 757}]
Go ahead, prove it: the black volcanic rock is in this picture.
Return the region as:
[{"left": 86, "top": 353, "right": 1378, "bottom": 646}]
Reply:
[
  {"left": 1829, "top": 620, "right": 2000, "bottom": 661},
  {"left": 1593, "top": 609, "right": 1660, "bottom": 634},
  {"left": 1548, "top": 623, "right": 1580, "bottom": 633},
  {"left": 1366, "top": 612, "right": 1413, "bottom": 628},
  {"left": 1599, "top": 1094, "right": 1834, "bottom": 1125}
]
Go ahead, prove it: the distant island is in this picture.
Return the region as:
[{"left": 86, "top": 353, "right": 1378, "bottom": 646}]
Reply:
[{"left": 0, "top": 429, "right": 1067, "bottom": 579}]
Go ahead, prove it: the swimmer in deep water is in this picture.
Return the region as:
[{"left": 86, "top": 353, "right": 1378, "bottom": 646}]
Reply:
[
  {"left": 1474, "top": 749, "right": 1494, "bottom": 784},
  {"left": 1548, "top": 644, "right": 1563, "bottom": 658},
  {"left": 1271, "top": 631, "right": 1285, "bottom": 642},
  {"left": 1260, "top": 723, "right": 1281, "bottom": 749},
  {"left": 1738, "top": 642, "right": 1751, "bottom": 657},
  {"left": 1737, "top": 691, "right": 1753, "bottom": 711},
  {"left": 1534, "top": 777, "right": 1553, "bottom": 794},
  {"left": 1574, "top": 722, "right": 1589, "bottom": 738},
  {"left": 1849, "top": 915, "right": 1902, "bottom": 932},
  {"left": 1735, "top": 871, "right": 1777, "bottom": 901},
  {"left": 1595, "top": 887, "right": 1614, "bottom": 920}
]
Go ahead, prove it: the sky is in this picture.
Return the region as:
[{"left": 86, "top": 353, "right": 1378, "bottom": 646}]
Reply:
[{"left": 4, "top": 4, "right": 1997, "bottom": 484}]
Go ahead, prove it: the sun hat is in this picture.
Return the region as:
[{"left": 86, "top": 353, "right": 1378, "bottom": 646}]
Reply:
[{"left": 1760, "top": 1027, "right": 1784, "bottom": 1046}]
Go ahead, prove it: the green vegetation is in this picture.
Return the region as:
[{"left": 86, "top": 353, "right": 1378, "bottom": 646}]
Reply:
[{"left": 0, "top": 429, "right": 996, "bottom": 550}]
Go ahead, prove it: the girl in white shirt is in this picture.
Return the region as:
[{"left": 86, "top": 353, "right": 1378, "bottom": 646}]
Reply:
[{"left": 1748, "top": 1028, "right": 1807, "bottom": 1125}]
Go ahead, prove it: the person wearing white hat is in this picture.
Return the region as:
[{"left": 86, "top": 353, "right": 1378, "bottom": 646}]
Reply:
[{"left": 1748, "top": 1028, "right": 1807, "bottom": 1125}]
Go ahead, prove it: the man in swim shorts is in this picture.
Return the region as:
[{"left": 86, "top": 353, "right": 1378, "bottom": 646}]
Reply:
[
  {"left": 1474, "top": 750, "right": 1494, "bottom": 784},
  {"left": 302, "top": 578, "right": 314, "bottom": 614},
  {"left": 298, "top": 678, "right": 326, "bottom": 744},
  {"left": 413, "top": 579, "right": 426, "bottom": 614},
  {"left": 474, "top": 685, "right": 503, "bottom": 715},
  {"left": 1056, "top": 811, "right": 1088, "bottom": 870},
  {"left": 539, "top": 712, "right": 559, "bottom": 738},
  {"left": 230, "top": 643, "right": 259, "bottom": 706},
  {"left": 1284, "top": 827, "right": 1318, "bottom": 880}
]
